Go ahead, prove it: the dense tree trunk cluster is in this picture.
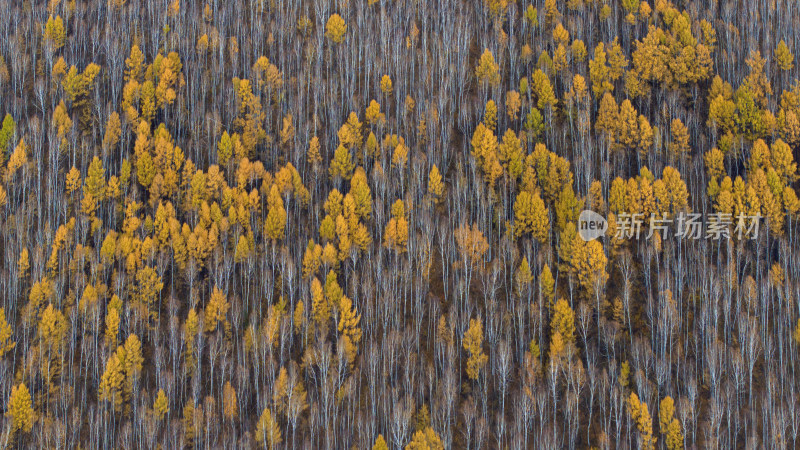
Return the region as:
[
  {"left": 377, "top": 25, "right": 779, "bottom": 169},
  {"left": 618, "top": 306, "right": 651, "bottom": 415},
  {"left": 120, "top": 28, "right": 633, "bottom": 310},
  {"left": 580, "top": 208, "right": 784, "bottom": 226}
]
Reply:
[{"left": 0, "top": 0, "right": 798, "bottom": 448}]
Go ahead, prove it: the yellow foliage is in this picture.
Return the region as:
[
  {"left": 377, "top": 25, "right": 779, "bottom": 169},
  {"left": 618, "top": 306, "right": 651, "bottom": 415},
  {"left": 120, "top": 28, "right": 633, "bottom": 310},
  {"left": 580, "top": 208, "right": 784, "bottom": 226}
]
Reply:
[
  {"left": 330, "top": 145, "right": 354, "bottom": 180},
  {"left": 484, "top": 100, "right": 497, "bottom": 132},
  {"left": 463, "top": 318, "right": 488, "bottom": 380},
  {"left": 383, "top": 200, "right": 409, "bottom": 253},
  {"left": 264, "top": 184, "right": 287, "bottom": 241},
  {"left": 628, "top": 393, "right": 656, "bottom": 450},
  {"left": 365, "top": 100, "right": 385, "bottom": 125},
  {"left": 255, "top": 407, "right": 282, "bottom": 447},
  {"left": 6, "top": 138, "right": 28, "bottom": 180},
  {"left": 325, "top": 14, "right": 347, "bottom": 43},
  {"left": 99, "top": 352, "right": 124, "bottom": 412},
  {"left": 551, "top": 298, "right": 576, "bottom": 345},
  {"left": 514, "top": 191, "right": 549, "bottom": 243},
  {"left": 302, "top": 240, "right": 323, "bottom": 278},
  {"left": 0, "top": 307, "right": 15, "bottom": 358},
  {"left": 311, "top": 277, "right": 329, "bottom": 329},
  {"left": 204, "top": 286, "right": 230, "bottom": 333},
  {"left": 391, "top": 142, "right": 408, "bottom": 170},
  {"left": 153, "top": 389, "right": 169, "bottom": 420},
  {"left": 7, "top": 383, "right": 34, "bottom": 435},
  {"left": 427, "top": 165, "right": 444, "bottom": 201},
  {"left": 338, "top": 295, "right": 362, "bottom": 366},
  {"left": 506, "top": 90, "right": 521, "bottom": 120},
  {"left": 380, "top": 75, "right": 393, "bottom": 95},
  {"left": 776, "top": 40, "right": 795, "bottom": 71},
  {"left": 405, "top": 427, "right": 445, "bottom": 450},
  {"left": 44, "top": 15, "right": 66, "bottom": 50},
  {"left": 454, "top": 222, "right": 489, "bottom": 267},
  {"left": 223, "top": 381, "right": 238, "bottom": 420},
  {"left": 475, "top": 49, "right": 500, "bottom": 87}
]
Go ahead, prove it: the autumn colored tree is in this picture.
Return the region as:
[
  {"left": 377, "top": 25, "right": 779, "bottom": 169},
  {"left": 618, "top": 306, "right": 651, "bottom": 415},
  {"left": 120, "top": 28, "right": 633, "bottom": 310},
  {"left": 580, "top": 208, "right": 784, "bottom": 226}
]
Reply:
[
  {"left": 222, "top": 381, "right": 238, "bottom": 420},
  {"left": 514, "top": 191, "right": 549, "bottom": 243},
  {"left": 454, "top": 222, "right": 489, "bottom": 270},
  {"left": 659, "top": 396, "right": 684, "bottom": 449},
  {"left": 264, "top": 184, "right": 287, "bottom": 241},
  {"left": 384, "top": 199, "right": 409, "bottom": 253},
  {"left": 627, "top": 393, "right": 656, "bottom": 450},
  {"left": 499, "top": 129, "right": 524, "bottom": 179},
  {"left": 470, "top": 123, "right": 503, "bottom": 189},
  {"left": 589, "top": 42, "right": 613, "bottom": 96},
  {"left": 99, "top": 352, "right": 125, "bottom": 413},
  {"left": 595, "top": 92, "right": 619, "bottom": 144},
  {"left": 6, "top": 138, "right": 28, "bottom": 182},
  {"left": 475, "top": 49, "right": 500, "bottom": 87},
  {"left": 551, "top": 298, "right": 575, "bottom": 344},
  {"left": 562, "top": 224, "right": 608, "bottom": 299},
  {"left": 427, "top": 165, "right": 444, "bottom": 202},
  {"left": 325, "top": 14, "right": 347, "bottom": 43},
  {"left": 43, "top": 15, "right": 66, "bottom": 51},
  {"left": 7, "top": 383, "right": 34, "bottom": 436},
  {"left": 330, "top": 145, "right": 354, "bottom": 180},
  {"left": 86, "top": 156, "right": 106, "bottom": 201},
  {"left": 669, "top": 118, "right": 690, "bottom": 157},
  {"left": 735, "top": 86, "right": 765, "bottom": 140},
  {"left": 252, "top": 56, "right": 283, "bottom": 95},
  {"left": 617, "top": 99, "right": 640, "bottom": 150},
  {"left": 310, "top": 277, "right": 329, "bottom": 333},
  {"left": 133, "top": 265, "right": 164, "bottom": 322},
  {"left": 146, "top": 390, "right": 166, "bottom": 424},
  {"left": 204, "top": 286, "right": 230, "bottom": 333},
  {"left": 104, "top": 307, "right": 120, "bottom": 349},
  {"left": 531, "top": 69, "right": 557, "bottom": 110},
  {"left": 406, "top": 427, "right": 445, "bottom": 449},
  {"left": 184, "top": 309, "right": 200, "bottom": 377},
  {"left": 232, "top": 78, "right": 265, "bottom": 154},
  {"left": 380, "top": 75, "right": 393, "bottom": 95},
  {"left": 0, "top": 307, "right": 14, "bottom": 358},
  {"left": 256, "top": 407, "right": 282, "bottom": 448},
  {"left": 484, "top": 100, "right": 498, "bottom": 132},
  {"left": 775, "top": 40, "right": 795, "bottom": 71},
  {"left": 337, "top": 295, "right": 362, "bottom": 366},
  {"left": 63, "top": 62, "right": 101, "bottom": 130},
  {"left": 506, "top": 90, "right": 521, "bottom": 120},
  {"left": 373, "top": 435, "right": 389, "bottom": 450},
  {"left": 463, "top": 318, "right": 488, "bottom": 380},
  {"left": 0, "top": 113, "right": 15, "bottom": 162}
]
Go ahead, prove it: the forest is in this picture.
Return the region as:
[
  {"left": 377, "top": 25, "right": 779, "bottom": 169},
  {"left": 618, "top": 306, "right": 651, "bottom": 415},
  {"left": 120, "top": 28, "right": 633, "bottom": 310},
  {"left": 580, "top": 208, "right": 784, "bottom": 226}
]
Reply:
[{"left": 0, "top": 0, "right": 799, "bottom": 448}]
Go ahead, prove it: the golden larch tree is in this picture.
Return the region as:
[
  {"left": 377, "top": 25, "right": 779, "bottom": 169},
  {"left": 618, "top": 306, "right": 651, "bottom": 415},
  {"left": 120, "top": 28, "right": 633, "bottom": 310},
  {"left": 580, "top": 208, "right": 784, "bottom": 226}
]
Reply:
[
  {"left": 0, "top": 307, "right": 15, "bottom": 357},
  {"left": 373, "top": 435, "right": 389, "bottom": 450},
  {"left": 383, "top": 199, "right": 409, "bottom": 253},
  {"left": 775, "top": 40, "right": 795, "bottom": 71},
  {"left": 223, "top": 381, "right": 238, "bottom": 420},
  {"left": 514, "top": 191, "right": 550, "bottom": 243},
  {"left": 325, "top": 14, "right": 347, "bottom": 43},
  {"left": 204, "top": 286, "right": 230, "bottom": 333},
  {"left": 264, "top": 184, "right": 287, "bottom": 241},
  {"left": 405, "top": 427, "right": 445, "bottom": 450},
  {"left": 428, "top": 165, "right": 444, "bottom": 202},
  {"left": 44, "top": 15, "right": 66, "bottom": 50},
  {"left": 475, "top": 49, "right": 500, "bottom": 87},
  {"left": 463, "top": 318, "right": 488, "bottom": 380},
  {"left": 7, "top": 383, "right": 34, "bottom": 435},
  {"left": 153, "top": 389, "right": 169, "bottom": 420},
  {"left": 330, "top": 145, "right": 354, "bottom": 180},
  {"left": 628, "top": 393, "right": 656, "bottom": 450},
  {"left": 255, "top": 407, "right": 282, "bottom": 448},
  {"left": 338, "top": 295, "right": 362, "bottom": 366}
]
